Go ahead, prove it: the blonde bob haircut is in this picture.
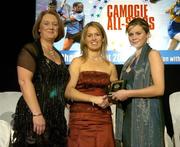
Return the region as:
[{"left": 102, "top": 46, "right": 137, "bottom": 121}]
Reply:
[
  {"left": 32, "top": 10, "right": 64, "bottom": 42},
  {"left": 80, "top": 21, "right": 108, "bottom": 61}
]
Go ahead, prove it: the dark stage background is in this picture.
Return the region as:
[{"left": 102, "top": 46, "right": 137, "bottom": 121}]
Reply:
[{"left": 1, "top": 0, "right": 180, "bottom": 138}]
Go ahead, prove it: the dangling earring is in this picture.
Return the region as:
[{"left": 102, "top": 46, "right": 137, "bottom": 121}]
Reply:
[
  {"left": 147, "top": 33, "right": 151, "bottom": 44},
  {"left": 147, "top": 38, "right": 150, "bottom": 44}
]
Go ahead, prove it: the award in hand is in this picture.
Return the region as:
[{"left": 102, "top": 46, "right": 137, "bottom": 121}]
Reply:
[{"left": 107, "top": 80, "right": 126, "bottom": 103}]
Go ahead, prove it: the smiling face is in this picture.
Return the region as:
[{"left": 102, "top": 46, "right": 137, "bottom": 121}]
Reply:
[
  {"left": 39, "top": 13, "right": 59, "bottom": 42},
  {"left": 85, "top": 26, "right": 103, "bottom": 52},
  {"left": 127, "top": 25, "right": 149, "bottom": 50}
]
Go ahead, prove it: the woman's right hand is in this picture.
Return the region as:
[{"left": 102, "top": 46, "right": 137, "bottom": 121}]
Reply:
[
  {"left": 33, "top": 115, "right": 46, "bottom": 135},
  {"left": 93, "top": 95, "right": 110, "bottom": 109}
]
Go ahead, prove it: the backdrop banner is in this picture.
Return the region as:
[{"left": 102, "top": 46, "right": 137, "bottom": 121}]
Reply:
[{"left": 36, "top": 0, "right": 180, "bottom": 64}]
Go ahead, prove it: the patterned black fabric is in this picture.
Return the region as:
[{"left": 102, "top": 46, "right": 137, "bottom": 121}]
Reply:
[{"left": 12, "top": 40, "right": 69, "bottom": 147}]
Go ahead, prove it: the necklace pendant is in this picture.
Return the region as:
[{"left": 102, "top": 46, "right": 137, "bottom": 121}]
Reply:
[{"left": 49, "top": 50, "right": 55, "bottom": 56}]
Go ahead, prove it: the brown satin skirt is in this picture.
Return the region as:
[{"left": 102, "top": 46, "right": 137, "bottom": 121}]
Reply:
[{"left": 67, "top": 103, "right": 115, "bottom": 147}]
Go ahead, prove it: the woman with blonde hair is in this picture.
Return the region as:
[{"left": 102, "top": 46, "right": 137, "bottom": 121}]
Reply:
[{"left": 65, "top": 21, "right": 118, "bottom": 147}]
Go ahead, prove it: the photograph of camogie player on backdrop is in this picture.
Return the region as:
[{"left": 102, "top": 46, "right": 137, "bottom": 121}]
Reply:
[{"left": 37, "top": 0, "right": 180, "bottom": 65}]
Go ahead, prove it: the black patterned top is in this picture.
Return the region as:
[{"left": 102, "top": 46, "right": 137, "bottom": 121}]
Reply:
[{"left": 12, "top": 40, "right": 69, "bottom": 147}]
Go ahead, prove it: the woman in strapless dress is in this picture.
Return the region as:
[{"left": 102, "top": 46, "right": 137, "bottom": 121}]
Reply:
[{"left": 65, "top": 21, "right": 118, "bottom": 147}]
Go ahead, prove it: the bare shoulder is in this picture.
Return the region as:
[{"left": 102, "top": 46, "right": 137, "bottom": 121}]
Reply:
[
  {"left": 69, "top": 56, "right": 84, "bottom": 70},
  {"left": 71, "top": 56, "right": 84, "bottom": 65},
  {"left": 109, "top": 61, "right": 116, "bottom": 69},
  {"left": 149, "top": 49, "right": 163, "bottom": 65},
  {"left": 108, "top": 61, "right": 117, "bottom": 74},
  {"left": 149, "top": 49, "right": 161, "bottom": 59},
  {"left": 71, "top": 56, "right": 81, "bottom": 62},
  {"left": 108, "top": 61, "right": 118, "bottom": 81}
]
